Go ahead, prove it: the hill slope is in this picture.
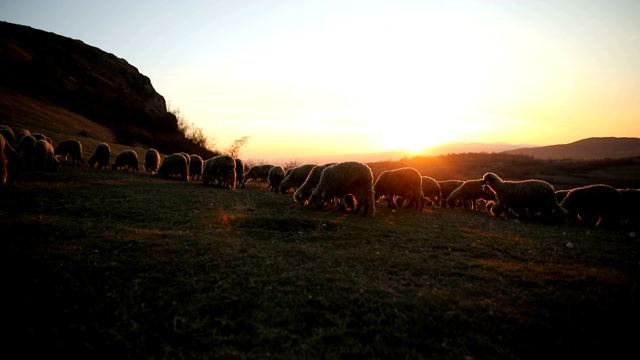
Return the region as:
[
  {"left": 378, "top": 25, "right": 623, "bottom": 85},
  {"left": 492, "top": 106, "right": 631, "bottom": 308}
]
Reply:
[
  {"left": 0, "top": 21, "right": 213, "bottom": 157},
  {"left": 504, "top": 137, "right": 640, "bottom": 160}
]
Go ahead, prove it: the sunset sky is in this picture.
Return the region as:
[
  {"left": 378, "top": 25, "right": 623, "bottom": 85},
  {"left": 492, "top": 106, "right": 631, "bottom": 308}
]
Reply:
[{"left": 2, "top": 0, "right": 639, "bottom": 162}]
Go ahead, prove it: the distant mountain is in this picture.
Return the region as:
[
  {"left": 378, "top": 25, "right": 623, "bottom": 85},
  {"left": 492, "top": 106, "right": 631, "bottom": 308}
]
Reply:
[
  {"left": 423, "top": 142, "right": 535, "bottom": 156},
  {"left": 504, "top": 137, "right": 640, "bottom": 160}
]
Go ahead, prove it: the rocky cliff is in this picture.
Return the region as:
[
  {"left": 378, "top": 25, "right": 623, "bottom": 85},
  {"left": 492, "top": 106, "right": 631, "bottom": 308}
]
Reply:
[{"left": 0, "top": 21, "right": 210, "bottom": 156}]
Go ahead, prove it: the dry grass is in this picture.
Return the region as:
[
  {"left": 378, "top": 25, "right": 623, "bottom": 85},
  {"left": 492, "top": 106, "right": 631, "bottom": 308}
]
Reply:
[{"left": 3, "top": 165, "right": 639, "bottom": 359}]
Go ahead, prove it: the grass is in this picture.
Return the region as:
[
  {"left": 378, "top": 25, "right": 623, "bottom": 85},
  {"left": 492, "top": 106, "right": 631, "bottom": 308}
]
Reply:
[{"left": 3, "top": 165, "right": 639, "bottom": 359}]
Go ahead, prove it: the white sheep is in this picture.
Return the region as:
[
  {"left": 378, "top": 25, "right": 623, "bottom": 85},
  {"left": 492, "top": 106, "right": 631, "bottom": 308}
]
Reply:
[
  {"left": 267, "top": 165, "right": 286, "bottom": 193},
  {"left": 112, "top": 150, "right": 139, "bottom": 171},
  {"left": 189, "top": 154, "right": 204, "bottom": 181},
  {"left": 202, "top": 155, "right": 236, "bottom": 189},
  {"left": 294, "top": 163, "right": 336, "bottom": 205},
  {"left": 88, "top": 143, "right": 111, "bottom": 169},
  {"left": 446, "top": 179, "right": 496, "bottom": 210},
  {"left": 310, "top": 161, "right": 375, "bottom": 217},
  {"left": 158, "top": 153, "right": 190, "bottom": 181},
  {"left": 374, "top": 167, "right": 424, "bottom": 211},
  {"left": 279, "top": 163, "right": 317, "bottom": 194},
  {"left": 243, "top": 164, "right": 274, "bottom": 185},
  {"left": 560, "top": 184, "right": 624, "bottom": 228},
  {"left": 54, "top": 139, "right": 84, "bottom": 165},
  {"left": 481, "top": 172, "right": 567, "bottom": 220},
  {"left": 32, "top": 139, "right": 60, "bottom": 171}
]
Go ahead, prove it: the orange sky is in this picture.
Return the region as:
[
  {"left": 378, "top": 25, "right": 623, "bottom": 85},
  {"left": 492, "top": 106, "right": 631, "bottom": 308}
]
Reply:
[{"left": 2, "top": 0, "right": 639, "bottom": 162}]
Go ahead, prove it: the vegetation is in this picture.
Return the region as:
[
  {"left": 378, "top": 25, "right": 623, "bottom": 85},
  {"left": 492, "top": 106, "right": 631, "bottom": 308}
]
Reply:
[{"left": 3, "top": 165, "right": 639, "bottom": 359}]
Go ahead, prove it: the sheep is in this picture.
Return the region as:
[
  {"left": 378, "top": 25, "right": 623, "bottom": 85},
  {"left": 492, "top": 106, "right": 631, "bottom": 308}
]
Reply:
[
  {"left": 618, "top": 188, "right": 640, "bottom": 228},
  {"left": 158, "top": 153, "right": 190, "bottom": 181},
  {"left": 446, "top": 179, "right": 496, "bottom": 210},
  {"left": 32, "top": 139, "right": 60, "bottom": 171},
  {"left": 555, "top": 189, "right": 570, "bottom": 204},
  {"left": 0, "top": 125, "right": 17, "bottom": 147},
  {"left": 0, "top": 134, "right": 9, "bottom": 184},
  {"left": 374, "top": 167, "right": 424, "bottom": 210},
  {"left": 13, "top": 128, "right": 30, "bottom": 145},
  {"left": 310, "top": 161, "right": 375, "bottom": 217},
  {"left": 480, "top": 172, "right": 567, "bottom": 221},
  {"left": 16, "top": 134, "right": 36, "bottom": 167},
  {"left": 0, "top": 134, "right": 22, "bottom": 184},
  {"left": 88, "top": 142, "right": 111, "bottom": 169},
  {"left": 293, "top": 163, "right": 337, "bottom": 205},
  {"left": 243, "top": 164, "right": 274, "bottom": 185},
  {"left": 267, "top": 165, "right": 286, "bottom": 193},
  {"left": 54, "top": 139, "right": 84, "bottom": 165},
  {"left": 421, "top": 176, "right": 442, "bottom": 207},
  {"left": 202, "top": 155, "right": 236, "bottom": 189},
  {"left": 279, "top": 163, "right": 317, "bottom": 194},
  {"left": 112, "top": 150, "right": 139, "bottom": 171},
  {"left": 189, "top": 154, "right": 204, "bottom": 181},
  {"left": 144, "top": 148, "right": 161, "bottom": 174},
  {"left": 235, "top": 158, "right": 245, "bottom": 188},
  {"left": 438, "top": 180, "right": 464, "bottom": 207},
  {"left": 560, "top": 184, "right": 624, "bottom": 228}
]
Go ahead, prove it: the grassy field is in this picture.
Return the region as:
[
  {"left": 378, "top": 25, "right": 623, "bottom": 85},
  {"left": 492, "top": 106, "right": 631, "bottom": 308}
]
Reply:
[{"left": 3, "top": 165, "right": 639, "bottom": 359}]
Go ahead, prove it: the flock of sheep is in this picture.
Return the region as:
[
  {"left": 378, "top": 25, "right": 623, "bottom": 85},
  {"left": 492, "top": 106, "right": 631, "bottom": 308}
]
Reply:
[{"left": 1, "top": 124, "right": 638, "bottom": 229}]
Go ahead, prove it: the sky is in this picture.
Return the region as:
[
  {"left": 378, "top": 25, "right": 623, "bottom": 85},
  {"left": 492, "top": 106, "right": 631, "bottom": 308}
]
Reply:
[{"left": 2, "top": 0, "right": 639, "bottom": 162}]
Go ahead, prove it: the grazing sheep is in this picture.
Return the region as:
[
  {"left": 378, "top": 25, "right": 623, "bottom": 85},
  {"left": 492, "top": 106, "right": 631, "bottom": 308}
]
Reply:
[
  {"left": 619, "top": 188, "right": 640, "bottom": 228},
  {"left": 374, "top": 167, "right": 424, "bottom": 210},
  {"left": 267, "top": 165, "right": 286, "bottom": 193},
  {"left": 421, "top": 176, "right": 442, "bottom": 207},
  {"left": 555, "top": 189, "right": 570, "bottom": 204},
  {"left": 88, "top": 143, "right": 111, "bottom": 169},
  {"left": 189, "top": 154, "right": 204, "bottom": 181},
  {"left": 202, "top": 155, "right": 236, "bottom": 189},
  {"left": 54, "top": 139, "right": 84, "bottom": 165},
  {"left": 16, "top": 134, "right": 36, "bottom": 167},
  {"left": 438, "top": 180, "right": 465, "bottom": 207},
  {"left": 481, "top": 172, "right": 567, "bottom": 220},
  {"left": 446, "top": 179, "right": 496, "bottom": 210},
  {"left": 13, "top": 128, "right": 31, "bottom": 145},
  {"left": 243, "top": 164, "right": 274, "bottom": 185},
  {"left": 293, "top": 163, "right": 336, "bottom": 205},
  {"left": 158, "top": 153, "right": 190, "bottom": 181},
  {"left": 112, "top": 150, "right": 139, "bottom": 171},
  {"left": 310, "top": 161, "right": 376, "bottom": 217},
  {"left": 0, "top": 125, "right": 16, "bottom": 147},
  {"left": 560, "top": 184, "right": 624, "bottom": 228},
  {"left": 235, "top": 158, "right": 245, "bottom": 188},
  {"left": 0, "top": 134, "right": 22, "bottom": 184},
  {"left": 32, "top": 139, "right": 60, "bottom": 171},
  {"left": 144, "top": 148, "right": 161, "bottom": 174},
  {"left": 0, "top": 134, "right": 9, "bottom": 184},
  {"left": 279, "top": 163, "right": 317, "bottom": 194}
]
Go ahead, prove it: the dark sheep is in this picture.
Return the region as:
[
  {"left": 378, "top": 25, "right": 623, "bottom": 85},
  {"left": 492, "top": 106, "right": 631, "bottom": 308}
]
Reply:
[
  {"left": 88, "top": 143, "right": 111, "bottom": 169},
  {"left": 244, "top": 164, "right": 274, "bottom": 185},
  {"left": 268, "top": 165, "right": 286, "bottom": 193},
  {"left": 54, "top": 139, "right": 84, "bottom": 165},
  {"left": 374, "top": 167, "right": 424, "bottom": 210},
  {"left": 112, "top": 150, "right": 139, "bottom": 171},
  {"left": 279, "top": 164, "right": 317, "bottom": 194},
  {"left": 560, "top": 184, "right": 624, "bottom": 228},
  {"left": 310, "top": 161, "right": 376, "bottom": 217},
  {"left": 144, "top": 148, "right": 161, "bottom": 174}
]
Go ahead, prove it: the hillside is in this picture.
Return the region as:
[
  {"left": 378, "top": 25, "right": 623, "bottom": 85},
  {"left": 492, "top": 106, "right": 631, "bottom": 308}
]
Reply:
[
  {"left": 0, "top": 21, "right": 214, "bottom": 157},
  {"left": 504, "top": 137, "right": 640, "bottom": 160}
]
